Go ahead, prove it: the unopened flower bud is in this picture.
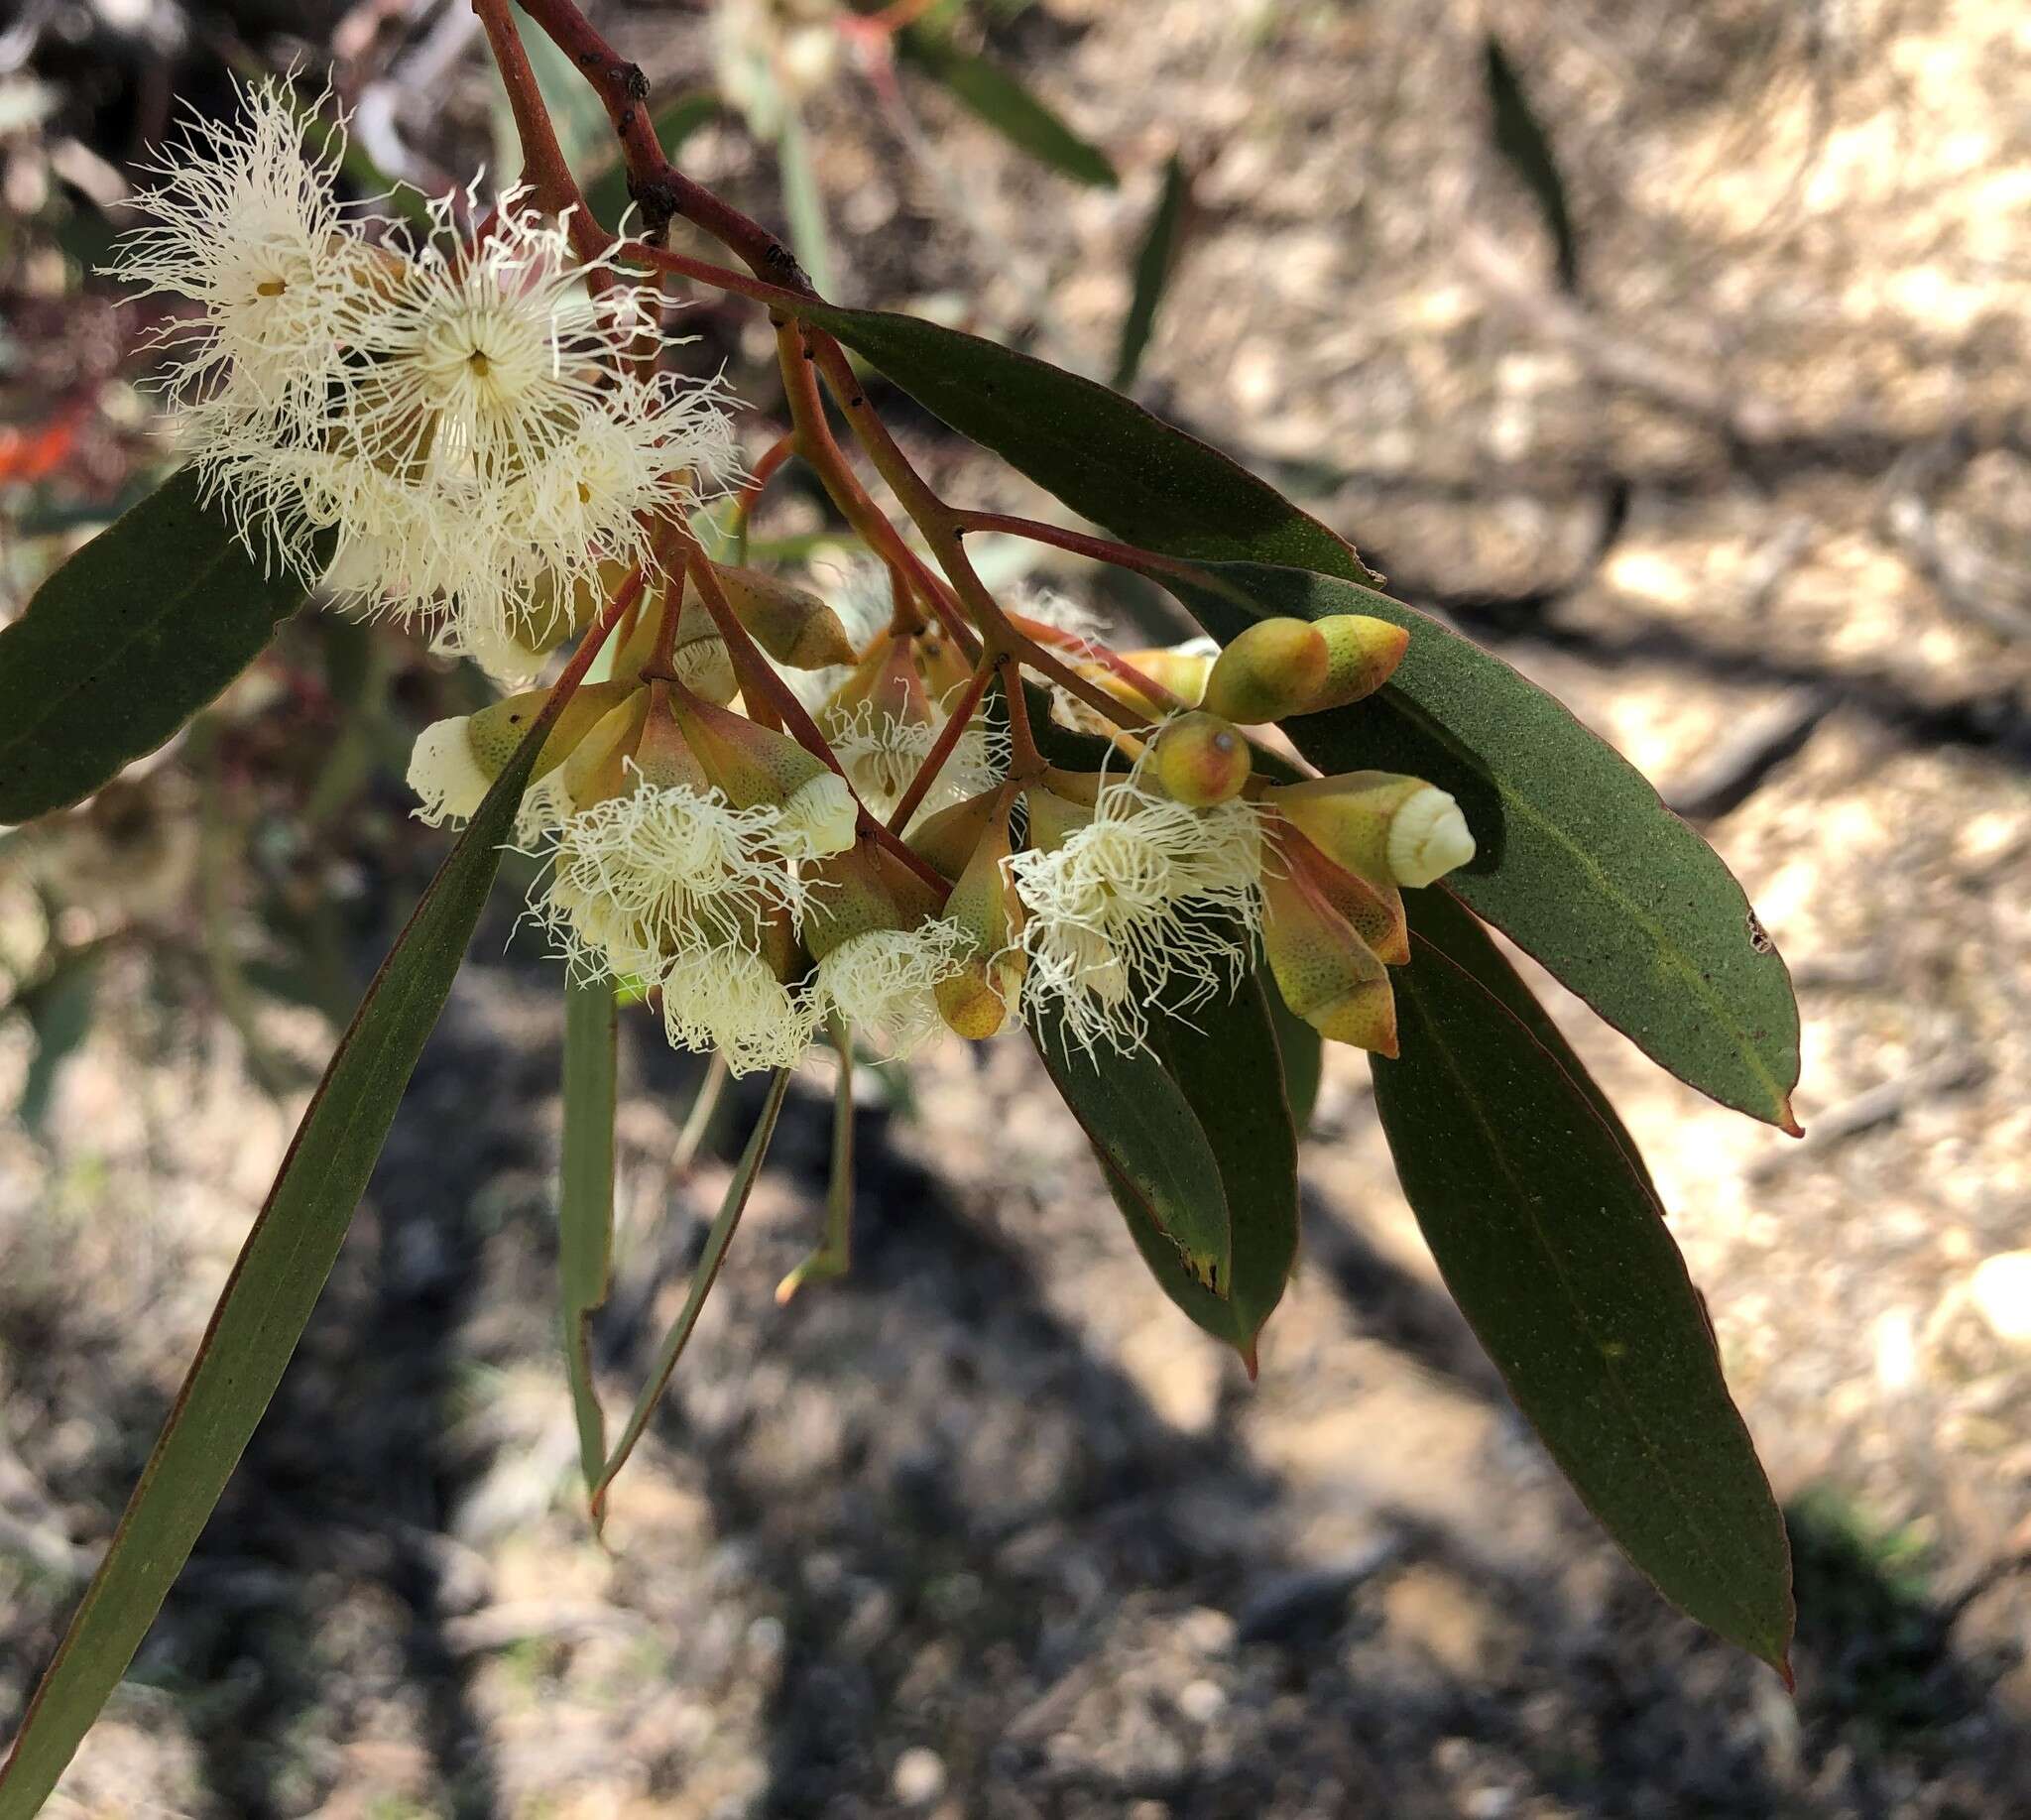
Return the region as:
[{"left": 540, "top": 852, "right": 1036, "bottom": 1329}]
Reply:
[
  {"left": 711, "top": 565, "right": 858, "bottom": 670},
  {"left": 935, "top": 789, "right": 1024, "bottom": 1041},
  {"left": 657, "top": 597, "right": 734, "bottom": 704},
  {"left": 1117, "top": 643, "right": 1215, "bottom": 712},
  {"left": 407, "top": 678, "right": 640, "bottom": 825},
  {"left": 1260, "top": 863, "right": 1398, "bottom": 1057},
  {"left": 1200, "top": 618, "right": 1330, "bottom": 724},
  {"left": 1307, "top": 614, "right": 1409, "bottom": 712},
  {"left": 665, "top": 685, "right": 858, "bottom": 858},
  {"left": 1267, "top": 771, "right": 1475, "bottom": 889},
  {"left": 1145, "top": 711, "right": 1252, "bottom": 805},
  {"left": 907, "top": 787, "right": 1004, "bottom": 883}
]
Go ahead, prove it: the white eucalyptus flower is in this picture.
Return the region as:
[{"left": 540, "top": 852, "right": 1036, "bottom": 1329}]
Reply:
[
  {"left": 1007, "top": 768, "right": 1266, "bottom": 1055},
  {"left": 105, "top": 76, "right": 383, "bottom": 437},
  {"left": 658, "top": 938, "right": 816, "bottom": 1075},
  {"left": 536, "top": 771, "right": 811, "bottom": 985},
  {"left": 823, "top": 697, "right": 1006, "bottom": 830},
  {"left": 816, "top": 919, "right": 971, "bottom": 1057}
]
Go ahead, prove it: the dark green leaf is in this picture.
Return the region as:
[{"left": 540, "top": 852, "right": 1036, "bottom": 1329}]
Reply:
[
  {"left": 1032, "top": 1010, "right": 1234, "bottom": 1295},
  {"left": 1137, "top": 971, "right": 1300, "bottom": 1369},
  {"left": 1113, "top": 153, "right": 1190, "bottom": 390},
  {"left": 0, "top": 468, "right": 327, "bottom": 822},
  {"left": 790, "top": 303, "right": 1381, "bottom": 583},
  {"left": 0, "top": 718, "right": 538, "bottom": 1818},
  {"left": 583, "top": 94, "right": 718, "bottom": 232},
  {"left": 898, "top": 30, "right": 1116, "bottom": 187},
  {"left": 1162, "top": 561, "right": 1801, "bottom": 1132},
  {"left": 593, "top": 1068, "right": 792, "bottom": 1519},
  {"left": 784, "top": 302, "right": 1795, "bottom": 1124},
  {"left": 1484, "top": 34, "right": 1579, "bottom": 293},
  {"left": 1373, "top": 888, "right": 1792, "bottom": 1672},
  {"left": 560, "top": 973, "right": 619, "bottom": 1505},
  {"left": 1262, "top": 974, "right": 1323, "bottom": 1139}
]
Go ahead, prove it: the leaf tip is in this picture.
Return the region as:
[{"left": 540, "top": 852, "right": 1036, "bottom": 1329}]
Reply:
[{"left": 1778, "top": 1103, "right": 1805, "bottom": 1141}]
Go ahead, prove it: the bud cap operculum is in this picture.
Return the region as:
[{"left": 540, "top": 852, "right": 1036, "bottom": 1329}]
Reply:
[{"left": 1200, "top": 618, "right": 1330, "bottom": 724}]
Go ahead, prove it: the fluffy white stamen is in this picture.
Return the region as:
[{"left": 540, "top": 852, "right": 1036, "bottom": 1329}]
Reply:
[
  {"left": 817, "top": 921, "right": 971, "bottom": 1057},
  {"left": 105, "top": 77, "right": 381, "bottom": 438},
  {"left": 1006, "top": 766, "right": 1265, "bottom": 1055},
  {"left": 535, "top": 772, "right": 810, "bottom": 985},
  {"left": 658, "top": 941, "right": 815, "bottom": 1076},
  {"left": 778, "top": 772, "right": 860, "bottom": 861},
  {"left": 824, "top": 698, "right": 1008, "bottom": 829}
]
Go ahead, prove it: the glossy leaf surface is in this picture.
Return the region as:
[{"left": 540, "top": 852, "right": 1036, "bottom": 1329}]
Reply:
[{"left": 1033, "top": 1011, "right": 1234, "bottom": 1295}]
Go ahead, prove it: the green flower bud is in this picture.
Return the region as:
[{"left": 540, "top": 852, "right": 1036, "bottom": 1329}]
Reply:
[
  {"left": 1145, "top": 710, "right": 1252, "bottom": 805},
  {"left": 1200, "top": 618, "right": 1330, "bottom": 724}
]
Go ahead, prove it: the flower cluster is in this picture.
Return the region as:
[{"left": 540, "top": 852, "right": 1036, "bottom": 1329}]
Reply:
[{"left": 108, "top": 79, "right": 738, "bottom": 676}]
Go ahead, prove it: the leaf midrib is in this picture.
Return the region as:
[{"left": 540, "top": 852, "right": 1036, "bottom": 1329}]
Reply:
[{"left": 1400, "top": 938, "right": 1781, "bottom": 1656}]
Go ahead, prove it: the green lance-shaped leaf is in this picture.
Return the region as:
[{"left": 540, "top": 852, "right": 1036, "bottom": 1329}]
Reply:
[
  {"left": 777, "top": 107, "right": 837, "bottom": 302},
  {"left": 789, "top": 302, "right": 1381, "bottom": 585},
  {"left": 1160, "top": 560, "right": 1801, "bottom": 1132},
  {"left": 0, "top": 716, "right": 542, "bottom": 1819},
  {"left": 782, "top": 299, "right": 1798, "bottom": 1126},
  {"left": 1261, "top": 971, "right": 1323, "bottom": 1140},
  {"left": 0, "top": 467, "right": 329, "bottom": 822},
  {"left": 1034, "top": 972, "right": 1299, "bottom": 1369},
  {"left": 898, "top": 29, "right": 1117, "bottom": 188},
  {"left": 1484, "top": 34, "right": 1580, "bottom": 294},
  {"left": 1373, "top": 888, "right": 1793, "bottom": 1673},
  {"left": 560, "top": 973, "right": 619, "bottom": 1509},
  {"left": 592, "top": 1067, "right": 792, "bottom": 1521},
  {"left": 1137, "top": 969, "right": 1300, "bottom": 1369},
  {"left": 1113, "top": 153, "right": 1190, "bottom": 391},
  {"left": 1033, "top": 1008, "right": 1234, "bottom": 1297}
]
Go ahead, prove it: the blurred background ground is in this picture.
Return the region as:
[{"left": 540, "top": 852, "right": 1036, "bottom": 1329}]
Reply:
[{"left": 4, "top": 0, "right": 2031, "bottom": 1814}]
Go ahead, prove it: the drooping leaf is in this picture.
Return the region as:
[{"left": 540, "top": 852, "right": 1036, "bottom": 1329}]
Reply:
[
  {"left": 1373, "top": 888, "right": 1793, "bottom": 1672},
  {"left": 777, "top": 107, "right": 836, "bottom": 301},
  {"left": 1135, "top": 970, "right": 1300, "bottom": 1369},
  {"left": 1113, "top": 153, "right": 1190, "bottom": 390},
  {"left": 790, "top": 302, "right": 1381, "bottom": 583},
  {"left": 1160, "top": 560, "right": 1801, "bottom": 1131},
  {"left": 0, "top": 719, "right": 541, "bottom": 1819},
  {"left": 0, "top": 467, "right": 328, "bottom": 822},
  {"left": 1484, "top": 34, "right": 1579, "bottom": 293},
  {"left": 1261, "top": 973, "right": 1323, "bottom": 1139},
  {"left": 583, "top": 93, "right": 718, "bottom": 232},
  {"left": 1032, "top": 1009, "right": 1234, "bottom": 1296},
  {"left": 592, "top": 1067, "right": 792, "bottom": 1518},
  {"left": 560, "top": 972, "right": 619, "bottom": 1506},
  {"left": 898, "top": 29, "right": 1116, "bottom": 188},
  {"left": 778, "top": 304, "right": 1795, "bottom": 1126}
]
